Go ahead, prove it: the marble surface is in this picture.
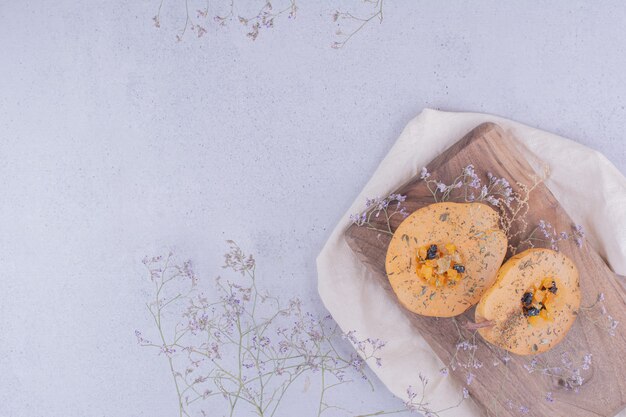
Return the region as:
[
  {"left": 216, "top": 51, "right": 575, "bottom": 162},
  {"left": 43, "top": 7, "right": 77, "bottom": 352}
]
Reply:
[{"left": 1, "top": 1, "right": 625, "bottom": 416}]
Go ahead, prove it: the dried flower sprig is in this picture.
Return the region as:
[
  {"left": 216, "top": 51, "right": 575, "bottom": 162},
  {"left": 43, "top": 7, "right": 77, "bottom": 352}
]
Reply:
[
  {"left": 350, "top": 166, "right": 533, "bottom": 241},
  {"left": 137, "top": 242, "right": 399, "bottom": 417},
  {"left": 154, "top": 0, "right": 388, "bottom": 47},
  {"left": 355, "top": 373, "right": 466, "bottom": 417},
  {"left": 225, "top": 0, "right": 298, "bottom": 41},
  {"left": 420, "top": 165, "right": 513, "bottom": 207},
  {"left": 440, "top": 319, "right": 484, "bottom": 379},
  {"left": 138, "top": 242, "right": 470, "bottom": 417},
  {"left": 580, "top": 292, "right": 620, "bottom": 336},
  {"left": 403, "top": 373, "right": 466, "bottom": 417},
  {"left": 522, "top": 351, "right": 592, "bottom": 392},
  {"left": 332, "top": 0, "right": 384, "bottom": 49},
  {"left": 417, "top": 165, "right": 588, "bottom": 257},
  {"left": 516, "top": 221, "right": 585, "bottom": 252},
  {"left": 154, "top": 0, "right": 298, "bottom": 42},
  {"left": 349, "top": 194, "right": 408, "bottom": 235},
  {"left": 419, "top": 164, "right": 544, "bottom": 254}
]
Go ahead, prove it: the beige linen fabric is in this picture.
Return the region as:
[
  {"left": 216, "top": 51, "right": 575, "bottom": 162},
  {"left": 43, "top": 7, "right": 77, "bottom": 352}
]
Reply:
[{"left": 317, "top": 109, "right": 626, "bottom": 416}]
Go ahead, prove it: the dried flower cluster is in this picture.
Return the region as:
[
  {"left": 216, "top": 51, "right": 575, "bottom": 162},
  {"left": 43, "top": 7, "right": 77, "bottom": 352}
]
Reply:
[
  {"left": 353, "top": 372, "right": 465, "bottom": 417},
  {"left": 420, "top": 164, "right": 543, "bottom": 255},
  {"left": 332, "top": 0, "right": 385, "bottom": 49},
  {"left": 402, "top": 373, "right": 465, "bottom": 417},
  {"left": 139, "top": 242, "right": 451, "bottom": 416},
  {"left": 439, "top": 319, "right": 484, "bottom": 381},
  {"left": 580, "top": 292, "right": 620, "bottom": 336},
  {"left": 154, "top": 0, "right": 298, "bottom": 41},
  {"left": 523, "top": 351, "right": 593, "bottom": 392},
  {"left": 349, "top": 194, "right": 408, "bottom": 235},
  {"left": 517, "top": 220, "right": 585, "bottom": 252},
  {"left": 420, "top": 165, "right": 513, "bottom": 207},
  {"left": 417, "top": 165, "right": 587, "bottom": 256},
  {"left": 153, "top": 0, "right": 384, "bottom": 47}
]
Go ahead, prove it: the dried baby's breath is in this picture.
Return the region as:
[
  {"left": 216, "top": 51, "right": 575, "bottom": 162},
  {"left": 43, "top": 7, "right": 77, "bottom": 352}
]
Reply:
[
  {"left": 332, "top": 0, "right": 385, "bottom": 49},
  {"left": 137, "top": 242, "right": 392, "bottom": 416},
  {"left": 153, "top": 0, "right": 385, "bottom": 47},
  {"left": 580, "top": 292, "right": 620, "bottom": 336},
  {"left": 138, "top": 242, "right": 468, "bottom": 416},
  {"left": 154, "top": 0, "right": 298, "bottom": 42},
  {"left": 515, "top": 221, "right": 586, "bottom": 254},
  {"left": 523, "top": 351, "right": 592, "bottom": 391},
  {"left": 350, "top": 194, "right": 408, "bottom": 235}
]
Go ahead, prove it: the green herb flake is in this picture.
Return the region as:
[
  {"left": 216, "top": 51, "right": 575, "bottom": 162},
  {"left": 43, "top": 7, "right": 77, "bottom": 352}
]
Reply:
[{"left": 519, "top": 259, "right": 534, "bottom": 270}]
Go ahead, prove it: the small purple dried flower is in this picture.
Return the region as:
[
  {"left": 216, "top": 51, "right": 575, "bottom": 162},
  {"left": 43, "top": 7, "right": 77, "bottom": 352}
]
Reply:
[
  {"left": 419, "top": 372, "right": 429, "bottom": 385},
  {"left": 161, "top": 345, "right": 176, "bottom": 355},
  {"left": 523, "top": 358, "right": 538, "bottom": 373},
  {"left": 343, "top": 330, "right": 358, "bottom": 344},
  {"left": 608, "top": 315, "right": 619, "bottom": 336},
  {"left": 406, "top": 385, "right": 417, "bottom": 400},
  {"left": 464, "top": 165, "right": 479, "bottom": 188},
  {"left": 479, "top": 185, "right": 488, "bottom": 199},
  {"left": 135, "top": 330, "right": 150, "bottom": 344},
  {"left": 485, "top": 195, "right": 499, "bottom": 206},
  {"left": 561, "top": 352, "right": 573, "bottom": 367},
  {"left": 350, "top": 212, "right": 367, "bottom": 226},
  {"left": 573, "top": 224, "right": 585, "bottom": 247},
  {"left": 389, "top": 193, "right": 406, "bottom": 203},
  {"left": 350, "top": 355, "right": 364, "bottom": 372}
]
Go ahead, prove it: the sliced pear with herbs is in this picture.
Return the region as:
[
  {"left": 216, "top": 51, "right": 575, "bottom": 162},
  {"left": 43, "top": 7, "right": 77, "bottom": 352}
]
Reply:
[
  {"left": 386, "top": 202, "right": 507, "bottom": 317},
  {"left": 475, "top": 248, "right": 581, "bottom": 355}
]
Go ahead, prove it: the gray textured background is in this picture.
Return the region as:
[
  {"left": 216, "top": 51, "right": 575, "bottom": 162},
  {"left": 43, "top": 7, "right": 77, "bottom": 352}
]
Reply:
[{"left": 1, "top": 1, "right": 625, "bottom": 416}]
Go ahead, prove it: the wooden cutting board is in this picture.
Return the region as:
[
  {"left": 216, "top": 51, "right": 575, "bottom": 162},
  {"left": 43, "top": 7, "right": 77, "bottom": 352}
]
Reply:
[{"left": 345, "top": 123, "right": 626, "bottom": 417}]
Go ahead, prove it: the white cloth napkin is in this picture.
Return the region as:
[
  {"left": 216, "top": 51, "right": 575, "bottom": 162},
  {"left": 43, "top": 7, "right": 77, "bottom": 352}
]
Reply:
[{"left": 317, "top": 109, "right": 626, "bottom": 416}]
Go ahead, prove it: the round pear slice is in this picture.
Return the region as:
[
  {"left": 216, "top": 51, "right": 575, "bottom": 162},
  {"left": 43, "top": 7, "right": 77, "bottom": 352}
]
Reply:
[
  {"left": 386, "top": 202, "right": 507, "bottom": 317},
  {"left": 475, "top": 248, "right": 580, "bottom": 355}
]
